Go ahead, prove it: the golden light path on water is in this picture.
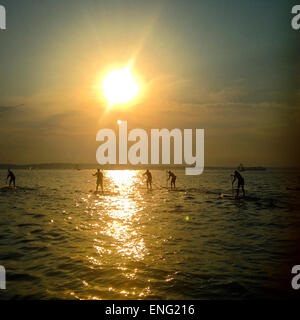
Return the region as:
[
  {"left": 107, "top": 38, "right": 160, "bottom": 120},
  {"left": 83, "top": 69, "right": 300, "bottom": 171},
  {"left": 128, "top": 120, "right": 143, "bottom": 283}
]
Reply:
[{"left": 73, "top": 170, "right": 150, "bottom": 299}]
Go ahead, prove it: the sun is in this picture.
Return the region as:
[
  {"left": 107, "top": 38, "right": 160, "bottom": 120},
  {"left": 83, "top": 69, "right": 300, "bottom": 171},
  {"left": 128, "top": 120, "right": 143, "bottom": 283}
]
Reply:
[{"left": 101, "top": 66, "right": 140, "bottom": 107}]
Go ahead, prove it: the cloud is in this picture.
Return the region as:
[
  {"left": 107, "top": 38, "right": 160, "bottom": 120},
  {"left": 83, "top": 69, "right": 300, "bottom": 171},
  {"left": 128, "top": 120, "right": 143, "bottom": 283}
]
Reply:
[{"left": 0, "top": 104, "right": 25, "bottom": 113}]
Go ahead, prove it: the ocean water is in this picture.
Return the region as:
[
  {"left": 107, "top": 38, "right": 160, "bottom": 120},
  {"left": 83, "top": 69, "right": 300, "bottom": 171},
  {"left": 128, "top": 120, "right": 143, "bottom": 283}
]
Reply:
[{"left": 0, "top": 168, "right": 299, "bottom": 300}]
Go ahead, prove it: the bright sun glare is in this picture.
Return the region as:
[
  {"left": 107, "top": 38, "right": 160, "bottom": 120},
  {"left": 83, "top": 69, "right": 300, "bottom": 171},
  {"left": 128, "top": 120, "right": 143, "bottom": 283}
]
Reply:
[{"left": 101, "top": 67, "right": 140, "bottom": 107}]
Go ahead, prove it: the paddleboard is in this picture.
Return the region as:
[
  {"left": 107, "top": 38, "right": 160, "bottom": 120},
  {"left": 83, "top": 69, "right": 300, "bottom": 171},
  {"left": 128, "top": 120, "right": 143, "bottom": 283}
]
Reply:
[
  {"left": 91, "top": 190, "right": 120, "bottom": 196},
  {"left": 0, "top": 185, "right": 17, "bottom": 191},
  {"left": 220, "top": 193, "right": 236, "bottom": 198},
  {"left": 167, "top": 188, "right": 186, "bottom": 192},
  {"left": 220, "top": 193, "right": 259, "bottom": 201}
]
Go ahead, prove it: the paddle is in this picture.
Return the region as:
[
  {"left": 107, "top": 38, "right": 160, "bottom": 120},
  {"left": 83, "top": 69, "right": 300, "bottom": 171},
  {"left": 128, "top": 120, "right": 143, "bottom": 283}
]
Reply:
[
  {"left": 230, "top": 174, "right": 234, "bottom": 197},
  {"left": 165, "top": 170, "right": 169, "bottom": 189}
]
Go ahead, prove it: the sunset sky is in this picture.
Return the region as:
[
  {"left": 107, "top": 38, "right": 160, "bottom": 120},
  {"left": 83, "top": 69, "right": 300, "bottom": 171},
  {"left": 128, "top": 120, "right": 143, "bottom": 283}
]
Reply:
[{"left": 0, "top": 0, "right": 299, "bottom": 166}]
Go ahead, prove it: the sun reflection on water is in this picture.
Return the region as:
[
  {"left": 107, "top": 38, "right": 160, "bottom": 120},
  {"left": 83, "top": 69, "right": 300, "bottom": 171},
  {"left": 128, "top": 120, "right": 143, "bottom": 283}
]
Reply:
[
  {"left": 105, "top": 170, "right": 141, "bottom": 193},
  {"left": 83, "top": 170, "right": 149, "bottom": 298}
]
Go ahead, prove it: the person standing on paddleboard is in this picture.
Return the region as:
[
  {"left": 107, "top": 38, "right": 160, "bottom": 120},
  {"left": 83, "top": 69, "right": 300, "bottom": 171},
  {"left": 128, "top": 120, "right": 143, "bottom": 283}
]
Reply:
[
  {"left": 231, "top": 170, "right": 245, "bottom": 197},
  {"left": 143, "top": 169, "right": 152, "bottom": 190},
  {"left": 93, "top": 169, "right": 104, "bottom": 192},
  {"left": 167, "top": 170, "right": 177, "bottom": 190},
  {"left": 6, "top": 169, "right": 16, "bottom": 188}
]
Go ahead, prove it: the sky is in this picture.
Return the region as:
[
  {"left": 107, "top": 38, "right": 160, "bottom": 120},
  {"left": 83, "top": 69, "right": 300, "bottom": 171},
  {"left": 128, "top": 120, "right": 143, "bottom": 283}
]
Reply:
[{"left": 0, "top": 0, "right": 299, "bottom": 166}]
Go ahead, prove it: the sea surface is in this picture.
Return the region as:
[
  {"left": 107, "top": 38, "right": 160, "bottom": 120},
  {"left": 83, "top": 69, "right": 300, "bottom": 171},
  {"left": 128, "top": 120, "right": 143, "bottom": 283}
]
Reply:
[{"left": 0, "top": 168, "right": 299, "bottom": 300}]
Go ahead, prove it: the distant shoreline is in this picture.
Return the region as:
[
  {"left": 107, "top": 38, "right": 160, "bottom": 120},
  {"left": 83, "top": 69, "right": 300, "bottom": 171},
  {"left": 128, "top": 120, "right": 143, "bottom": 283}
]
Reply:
[{"left": 0, "top": 163, "right": 298, "bottom": 170}]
